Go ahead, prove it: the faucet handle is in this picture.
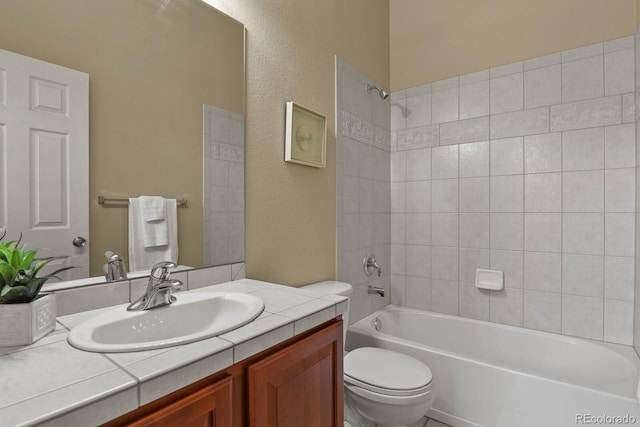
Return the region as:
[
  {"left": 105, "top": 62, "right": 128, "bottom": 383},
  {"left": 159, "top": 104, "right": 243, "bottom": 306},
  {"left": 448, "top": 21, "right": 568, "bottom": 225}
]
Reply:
[{"left": 150, "top": 261, "right": 177, "bottom": 280}]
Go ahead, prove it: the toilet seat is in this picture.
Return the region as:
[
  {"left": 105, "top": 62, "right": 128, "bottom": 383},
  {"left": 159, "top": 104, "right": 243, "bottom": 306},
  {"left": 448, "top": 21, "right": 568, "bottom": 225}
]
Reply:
[{"left": 344, "top": 347, "right": 433, "bottom": 398}]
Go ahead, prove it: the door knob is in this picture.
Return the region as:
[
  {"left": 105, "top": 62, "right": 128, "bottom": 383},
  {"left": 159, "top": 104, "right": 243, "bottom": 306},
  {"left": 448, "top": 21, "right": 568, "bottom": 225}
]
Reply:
[{"left": 72, "top": 236, "right": 87, "bottom": 247}]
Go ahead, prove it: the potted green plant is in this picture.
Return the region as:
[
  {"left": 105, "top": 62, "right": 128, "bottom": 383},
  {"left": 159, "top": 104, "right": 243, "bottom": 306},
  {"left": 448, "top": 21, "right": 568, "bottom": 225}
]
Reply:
[{"left": 0, "top": 235, "right": 73, "bottom": 346}]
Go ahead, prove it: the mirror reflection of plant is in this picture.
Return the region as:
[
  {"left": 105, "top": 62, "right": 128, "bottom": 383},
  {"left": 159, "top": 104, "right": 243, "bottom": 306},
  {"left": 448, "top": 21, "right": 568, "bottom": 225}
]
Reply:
[{"left": 0, "top": 234, "right": 73, "bottom": 304}]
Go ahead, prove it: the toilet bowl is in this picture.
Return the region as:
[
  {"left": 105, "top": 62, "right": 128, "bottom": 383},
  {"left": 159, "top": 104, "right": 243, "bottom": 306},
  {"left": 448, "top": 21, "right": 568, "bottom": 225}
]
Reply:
[{"left": 301, "top": 281, "right": 434, "bottom": 427}]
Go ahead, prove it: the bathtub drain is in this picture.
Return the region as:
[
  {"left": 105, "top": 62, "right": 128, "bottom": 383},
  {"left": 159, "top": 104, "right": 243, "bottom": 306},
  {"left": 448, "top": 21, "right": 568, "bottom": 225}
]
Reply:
[{"left": 373, "top": 317, "right": 382, "bottom": 331}]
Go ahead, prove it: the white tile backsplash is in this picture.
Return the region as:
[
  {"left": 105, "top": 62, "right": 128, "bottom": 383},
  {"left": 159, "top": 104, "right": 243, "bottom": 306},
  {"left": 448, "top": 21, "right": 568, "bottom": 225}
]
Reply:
[{"left": 388, "top": 36, "right": 637, "bottom": 346}]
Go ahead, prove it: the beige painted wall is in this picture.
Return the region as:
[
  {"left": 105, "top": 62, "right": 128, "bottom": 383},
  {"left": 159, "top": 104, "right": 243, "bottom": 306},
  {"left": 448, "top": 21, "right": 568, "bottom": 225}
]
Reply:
[
  {"left": 391, "top": 0, "right": 637, "bottom": 90},
  {"left": 0, "top": 0, "right": 244, "bottom": 275},
  {"left": 209, "top": 0, "right": 389, "bottom": 286}
]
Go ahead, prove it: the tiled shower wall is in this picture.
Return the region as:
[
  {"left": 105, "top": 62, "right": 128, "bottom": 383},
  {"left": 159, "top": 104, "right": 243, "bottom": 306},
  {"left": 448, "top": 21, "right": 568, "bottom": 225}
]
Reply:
[
  {"left": 203, "top": 104, "right": 245, "bottom": 266},
  {"left": 336, "top": 58, "right": 392, "bottom": 324},
  {"left": 390, "top": 36, "right": 636, "bottom": 345}
]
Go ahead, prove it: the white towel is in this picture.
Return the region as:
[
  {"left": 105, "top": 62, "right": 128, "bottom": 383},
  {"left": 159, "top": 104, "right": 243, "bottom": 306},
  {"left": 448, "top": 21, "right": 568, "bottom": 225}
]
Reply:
[
  {"left": 139, "top": 196, "right": 169, "bottom": 248},
  {"left": 140, "top": 196, "right": 166, "bottom": 221},
  {"left": 129, "top": 197, "right": 178, "bottom": 272}
]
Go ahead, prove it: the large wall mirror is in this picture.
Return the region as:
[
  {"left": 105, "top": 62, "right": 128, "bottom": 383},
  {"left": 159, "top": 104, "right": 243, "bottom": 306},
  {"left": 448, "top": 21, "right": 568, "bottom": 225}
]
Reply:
[{"left": 0, "top": 0, "right": 245, "bottom": 279}]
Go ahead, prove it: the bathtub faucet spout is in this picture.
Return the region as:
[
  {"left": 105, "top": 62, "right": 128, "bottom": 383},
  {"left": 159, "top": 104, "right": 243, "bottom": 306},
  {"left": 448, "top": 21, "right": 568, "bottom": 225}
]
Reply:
[{"left": 368, "top": 285, "right": 385, "bottom": 297}]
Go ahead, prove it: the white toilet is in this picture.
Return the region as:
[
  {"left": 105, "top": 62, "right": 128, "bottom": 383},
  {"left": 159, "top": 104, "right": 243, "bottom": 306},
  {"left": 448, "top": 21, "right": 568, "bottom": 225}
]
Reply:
[{"left": 302, "top": 281, "right": 434, "bottom": 427}]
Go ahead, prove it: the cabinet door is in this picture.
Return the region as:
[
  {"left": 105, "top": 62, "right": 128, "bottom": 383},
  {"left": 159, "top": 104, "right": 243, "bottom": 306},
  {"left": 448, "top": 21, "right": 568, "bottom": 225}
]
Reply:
[
  {"left": 128, "top": 376, "right": 233, "bottom": 427},
  {"left": 247, "top": 320, "right": 343, "bottom": 427}
]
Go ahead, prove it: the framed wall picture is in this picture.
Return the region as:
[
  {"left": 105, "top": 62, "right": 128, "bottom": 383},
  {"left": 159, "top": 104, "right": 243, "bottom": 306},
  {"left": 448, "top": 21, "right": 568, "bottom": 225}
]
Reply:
[{"left": 285, "top": 101, "right": 326, "bottom": 168}]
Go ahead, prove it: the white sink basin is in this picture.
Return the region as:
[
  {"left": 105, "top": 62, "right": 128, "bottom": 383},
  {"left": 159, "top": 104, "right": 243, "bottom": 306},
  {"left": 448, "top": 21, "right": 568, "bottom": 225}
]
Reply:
[{"left": 68, "top": 292, "right": 264, "bottom": 352}]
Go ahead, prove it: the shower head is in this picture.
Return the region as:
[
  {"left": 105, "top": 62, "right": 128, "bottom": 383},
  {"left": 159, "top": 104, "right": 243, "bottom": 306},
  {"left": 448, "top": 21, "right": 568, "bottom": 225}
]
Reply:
[{"left": 366, "top": 84, "right": 389, "bottom": 100}]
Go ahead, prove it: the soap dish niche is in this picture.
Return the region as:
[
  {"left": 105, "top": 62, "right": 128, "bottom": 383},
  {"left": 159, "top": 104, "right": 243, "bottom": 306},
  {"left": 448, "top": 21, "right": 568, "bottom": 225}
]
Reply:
[{"left": 475, "top": 269, "right": 504, "bottom": 291}]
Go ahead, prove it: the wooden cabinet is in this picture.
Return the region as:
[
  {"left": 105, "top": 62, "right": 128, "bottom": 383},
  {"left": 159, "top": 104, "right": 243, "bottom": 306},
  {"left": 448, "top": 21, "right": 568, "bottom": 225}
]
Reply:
[
  {"left": 247, "top": 320, "right": 343, "bottom": 427},
  {"left": 104, "top": 319, "right": 343, "bottom": 427},
  {"left": 128, "top": 377, "right": 233, "bottom": 427}
]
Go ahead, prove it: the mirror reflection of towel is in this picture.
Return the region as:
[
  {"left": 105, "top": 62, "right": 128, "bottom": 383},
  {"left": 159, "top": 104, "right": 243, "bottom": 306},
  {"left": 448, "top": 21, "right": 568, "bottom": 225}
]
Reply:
[
  {"left": 129, "top": 197, "right": 178, "bottom": 272},
  {"left": 140, "top": 196, "right": 168, "bottom": 247}
]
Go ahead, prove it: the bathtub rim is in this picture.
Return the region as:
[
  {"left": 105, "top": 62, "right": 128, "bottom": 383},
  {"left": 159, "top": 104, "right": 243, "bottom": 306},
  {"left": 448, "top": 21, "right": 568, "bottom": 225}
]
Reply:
[{"left": 347, "top": 304, "right": 640, "bottom": 402}]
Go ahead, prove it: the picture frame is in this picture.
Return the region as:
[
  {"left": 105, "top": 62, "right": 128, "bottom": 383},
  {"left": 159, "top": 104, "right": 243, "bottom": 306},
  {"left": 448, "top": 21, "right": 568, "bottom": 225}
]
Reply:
[{"left": 285, "top": 101, "right": 326, "bottom": 168}]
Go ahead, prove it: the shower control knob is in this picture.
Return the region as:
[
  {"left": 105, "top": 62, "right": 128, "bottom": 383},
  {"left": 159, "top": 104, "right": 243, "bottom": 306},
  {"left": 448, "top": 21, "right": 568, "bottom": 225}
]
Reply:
[{"left": 72, "top": 236, "right": 87, "bottom": 247}]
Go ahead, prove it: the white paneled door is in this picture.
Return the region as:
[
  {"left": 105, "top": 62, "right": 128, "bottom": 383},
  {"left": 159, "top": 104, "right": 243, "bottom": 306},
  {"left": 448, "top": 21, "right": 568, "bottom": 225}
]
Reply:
[{"left": 0, "top": 48, "right": 89, "bottom": 280}]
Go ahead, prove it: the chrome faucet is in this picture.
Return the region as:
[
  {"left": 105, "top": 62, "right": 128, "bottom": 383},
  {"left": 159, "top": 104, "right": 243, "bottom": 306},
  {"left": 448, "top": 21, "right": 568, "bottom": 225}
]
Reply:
[
  {"left": 103, "top": 251, "right": 128, "bottom": 282},
  {"left": 363, "top": 252, "right": 382, "bottom": 277},
  {"left": 127, "top": 261, "right": 183, "bottom": 311}
]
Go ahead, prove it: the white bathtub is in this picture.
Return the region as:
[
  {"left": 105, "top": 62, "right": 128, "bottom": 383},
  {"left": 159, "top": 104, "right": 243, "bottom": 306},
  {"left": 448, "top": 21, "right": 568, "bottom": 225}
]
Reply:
[{"left": 346, "top": 305, "right": 640, "bottom": 427}]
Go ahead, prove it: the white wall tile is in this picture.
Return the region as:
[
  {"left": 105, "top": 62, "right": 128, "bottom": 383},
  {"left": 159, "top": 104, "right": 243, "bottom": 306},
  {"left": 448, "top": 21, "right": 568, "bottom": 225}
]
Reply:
[
  {"left": 490, "top": 213, "right": 523, "bottom": 250},
  {"left": 604, "top": 256, "right": 634, "bottom": 301},
  {"left": 604, "top": 299, "right": 634, "bottom": 344},
  {"left": 622, "top": 93, "right": 635, "bottom": 123},
  {"left": 562, "top": 55, "right": 604, "bottom": 103},
  {"left": 397, "top": 125, "right": 439, "bottom": 150},
  {"left": 391, "top": 98, "right": 407, "bottom": 131},
  {"left": 431, "top": 179, "right": 458, "bottom": 212},
  {"left": 460, "top": 69, "right": 490, "bottom": 85},
  {"left": 524, "top": 213, "right": 562, "bottom": 252},
  {"left": 460, "top": 81, "right": 489, "bottom": 119},
  {"left": 490, "top": 137, "right": 524, "bottom": 175},
  {"left": 432, "top": 87, "right": 459, "bottom": 124},
  {"left": 562, "top": 127, "right": 605, "bottom": 171},
  {"left": 605, "top": 124, "right": 635, "bottom": 169},
  {"left": 524, "top": 251, "right": 562, "bottom": 292},
  {"left": 563, "top": 213, "right": 604, "bottom": 255},
  {"left": 550, "top": 96, "right": 622, "bottom": 132},
  {"left": 459, "top": 177, "right": 490, "bottom": 213},
  {"left": 440, "top": 117, "right": 490, "bottom": 145},
  {"left": 459, "top": 248, "right": 490, "bottom": 283},
  {"left": 490, "top": 73, "right": 524, "bottom": 114},
  {"left": 406, "top": 93, "right": 432, "bottom": 128},
  {"left": 490, "top": 250, "right": 524, "bottom": 288},
  {"left": 431, "top": 279, "right": 459, "bottom": 315},
  {"left": 490, "top": 61, "right": 524, "bottom": 78},
  {"left": 406, "top": 83, "right": 431, "bottom": 97},
  {"left": 562, "top": 42, "right": 603, "bottom": 62},
  {"left": 562, "top": 295, "right": 603, "bottom": 340},
  {"left": 604, "top": 48, "right": 634, "bottom": 96},
  {"left": 459, "top": 141, "right": 490, "bottom": 177},
  {"left": 562, "top": 254, "right": 604, "bottom": 297},
  {"left": 490, "top": 287, "right": 523, "bottom": 327},
  {"left": 406, "top": 148, "right": 431, "bottom": 181},
  {"left": 525, "top": 173, "right": 562, "bottom": 212},
  {"left": 391, "top": 151, "right": 407, "bottom": 183},
  {"left": 605, "top": 213, "right": 635, "bottom": 256},
  {"left": 524, "top": 290, "right": 561, "bottom": 333},
  {"left": 490, "top": 175, "right": 523, "bottom": 212},
  {"left": 390, "top": 275, "right": 406, "bottom": 305},
  {"left": 459, "top": 284, "right": 490, "bottom": 320},
  {"left": 563, "top": 170, "right": 604, "bottom": 212},
  {"left": 432, "top": 145, "right": 459, "bottom": 179},
  {"left": 391, "top": 244, "right": 406, "bottom": 275},
  {"left": 431, "top": 246, "right": 458, "bottom": 281},
  {"left": 405, "top": 276, "right": 431, "bottom": 310},
  {"left": 390, "top": 182, "right": 406, "bottom": 213},
  {"left": 524, "top": 64, "right": 561, "bottom": 108},
  {"left": 524, "top": 53, "right": 561, "bottom": 71},
  {"left": 391, "top": 213, "right": 406, "bottom": 244},
  {"left": 459, "top": 213, "right": 490, "bottom": 249},
  {"left": 431, "top": 213, "right": 458, "bottom": 247},
  {"left": 432, "top": 76, "right": 459, "bottom": 91},
  {"left": 491, "top": 107, "right": 549, "bottom": 139},
  {"left": 604, "top": 35, "right": 634, "bottom": 53},
  {"left": 406, "top": 245, "right": 430, "bottom": 278},
  {"left": 524, "top": 133, "right": 562, "bottom": 173},
  {"left": 406, "top": 181, "right": 431, "bottom": 212},
  {"left": 406, "top": 213, "right": 430, "bottom": 246},
  {"left": 605, "top": 168, "right": 635, "bottom": 212}
]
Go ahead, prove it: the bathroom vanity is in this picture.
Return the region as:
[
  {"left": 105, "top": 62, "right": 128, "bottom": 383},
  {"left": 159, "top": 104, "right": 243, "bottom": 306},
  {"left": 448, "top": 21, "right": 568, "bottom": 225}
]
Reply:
[
  {"left": 104, "top": 320, "right": 343, "bottom": 426},
  {"left": 0, "top": 279, "right": 347, "bottom": 426}
]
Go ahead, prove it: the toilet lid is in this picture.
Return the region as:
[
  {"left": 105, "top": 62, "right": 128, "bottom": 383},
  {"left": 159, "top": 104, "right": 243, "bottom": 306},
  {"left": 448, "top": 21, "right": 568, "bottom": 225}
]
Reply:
[{"left": 344, "top": 347, "right": 432, "bottom": 391}]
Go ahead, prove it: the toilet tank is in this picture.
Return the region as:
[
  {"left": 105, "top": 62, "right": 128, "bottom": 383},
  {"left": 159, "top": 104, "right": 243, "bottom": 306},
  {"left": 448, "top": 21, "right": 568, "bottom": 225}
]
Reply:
[{"left": 301, "top": 281, "right": 352, "bottom": 344}]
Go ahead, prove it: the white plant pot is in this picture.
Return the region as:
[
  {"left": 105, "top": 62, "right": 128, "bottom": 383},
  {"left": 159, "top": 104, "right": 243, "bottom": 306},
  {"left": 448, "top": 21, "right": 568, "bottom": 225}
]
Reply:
[{"left": 0, "top": 293, "right": 56, "bottom": 347}]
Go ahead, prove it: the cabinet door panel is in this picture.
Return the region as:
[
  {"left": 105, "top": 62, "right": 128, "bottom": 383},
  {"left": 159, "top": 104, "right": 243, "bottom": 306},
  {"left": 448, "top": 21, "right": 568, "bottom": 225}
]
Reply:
[
  {"left": 128, "top": 376, "right": 233, "bottom": 427},
  {"left": 248, "top": 320, "right": 343, "bottom": 427}
]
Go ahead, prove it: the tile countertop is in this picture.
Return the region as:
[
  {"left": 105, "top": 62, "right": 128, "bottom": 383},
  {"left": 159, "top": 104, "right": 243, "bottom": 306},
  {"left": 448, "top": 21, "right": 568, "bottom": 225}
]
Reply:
[{"left": 0, "top": 279, "right": 348, "bottom": 427}]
